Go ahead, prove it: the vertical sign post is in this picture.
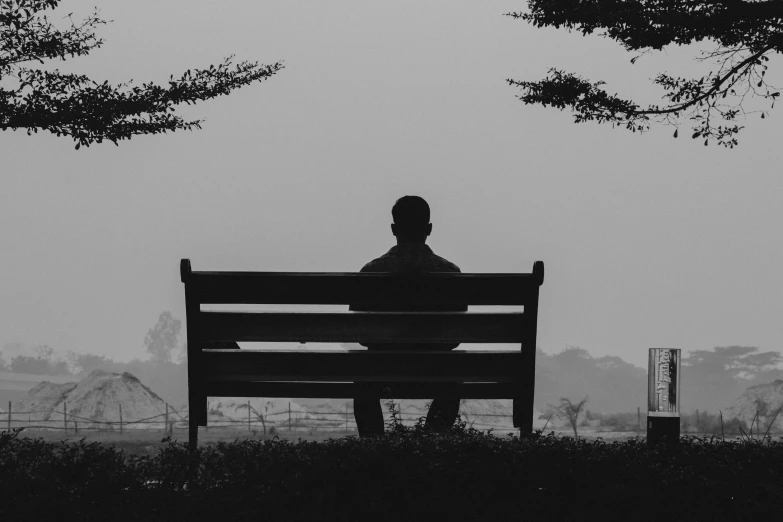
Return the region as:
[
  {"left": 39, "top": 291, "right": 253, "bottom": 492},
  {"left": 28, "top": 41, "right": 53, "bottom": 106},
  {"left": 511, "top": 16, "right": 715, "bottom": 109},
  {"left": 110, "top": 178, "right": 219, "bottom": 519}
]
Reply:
[{"left": 648, "top": 348, "right": 681, "bottom": 445}]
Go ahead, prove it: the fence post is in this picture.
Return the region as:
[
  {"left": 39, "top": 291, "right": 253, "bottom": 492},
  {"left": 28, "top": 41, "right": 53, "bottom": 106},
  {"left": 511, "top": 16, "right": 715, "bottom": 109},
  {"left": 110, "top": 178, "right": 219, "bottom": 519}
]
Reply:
[
  {"left": 205, "top": 401, "right": 208, "bottom": 433},
  {"left": 248, "top": 400, "right": 251, "bottom": 432},
  {"left": 637, "top": 406, "right": 640, "bottom": 436},
  {"left": 165, "top": 403, "right": 169, "bottom": 434},
  {"left": 169, "top": 406, "right": 176, "bottom": 435},
  {"left": 7, "top": 401, "right": 10, "bottom": 431},
  {"left": 64, "top": 402, "right": 67, "bottom": 435},
  {"left": 119, "top": 403, "right": 123, "bottom": 435},
  {"left": 75, "top": 420, "right": 78, "bottom": 434},
  {"left": 345, "top": 404, "right": 348, "bottom": 431},
  {"left": 288, "top": 402, "right": 291, "bottom": 432}
]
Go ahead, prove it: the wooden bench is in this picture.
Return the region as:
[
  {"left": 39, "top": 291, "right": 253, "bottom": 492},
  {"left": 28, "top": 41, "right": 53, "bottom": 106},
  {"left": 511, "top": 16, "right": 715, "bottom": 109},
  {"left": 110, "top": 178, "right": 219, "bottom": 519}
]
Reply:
[{"left": 180, "top": 258, "right": 544, "bottom": 449}]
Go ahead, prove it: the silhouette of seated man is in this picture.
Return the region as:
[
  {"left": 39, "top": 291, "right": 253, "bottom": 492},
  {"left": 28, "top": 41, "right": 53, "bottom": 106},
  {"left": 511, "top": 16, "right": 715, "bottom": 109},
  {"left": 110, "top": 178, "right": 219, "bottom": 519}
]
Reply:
[{"left": 349, "top": 195, "right": 468, "bottom": 437}]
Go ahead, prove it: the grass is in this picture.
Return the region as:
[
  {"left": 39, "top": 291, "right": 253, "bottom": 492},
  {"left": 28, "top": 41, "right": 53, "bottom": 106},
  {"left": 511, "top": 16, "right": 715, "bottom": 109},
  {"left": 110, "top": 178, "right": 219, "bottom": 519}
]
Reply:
[{"left": 2, "top": 401, "right": 782, "bottom": 521}]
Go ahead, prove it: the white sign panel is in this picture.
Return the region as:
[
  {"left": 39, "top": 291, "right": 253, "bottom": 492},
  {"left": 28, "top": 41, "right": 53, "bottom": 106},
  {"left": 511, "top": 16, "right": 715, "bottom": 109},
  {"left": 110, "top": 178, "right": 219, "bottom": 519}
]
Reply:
[{"left": 648, "top": 349, "right": 681, "bottom": 417}]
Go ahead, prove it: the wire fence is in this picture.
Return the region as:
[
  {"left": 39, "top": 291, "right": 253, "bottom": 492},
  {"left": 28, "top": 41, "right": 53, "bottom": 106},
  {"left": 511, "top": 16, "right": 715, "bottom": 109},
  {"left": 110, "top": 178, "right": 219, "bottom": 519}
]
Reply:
[
  {"left": 7, "top": 400, "right": 776, "bottom": 438},
  {"left": 2, "top": 400, "right": 535, "bottom": 435}
]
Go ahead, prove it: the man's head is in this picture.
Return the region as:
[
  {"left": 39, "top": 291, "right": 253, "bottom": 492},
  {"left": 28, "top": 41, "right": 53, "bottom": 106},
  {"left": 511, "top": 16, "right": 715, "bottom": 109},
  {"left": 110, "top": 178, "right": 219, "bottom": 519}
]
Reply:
[{"left": 391, "top": 195, "right": 432, "bottom": 244}]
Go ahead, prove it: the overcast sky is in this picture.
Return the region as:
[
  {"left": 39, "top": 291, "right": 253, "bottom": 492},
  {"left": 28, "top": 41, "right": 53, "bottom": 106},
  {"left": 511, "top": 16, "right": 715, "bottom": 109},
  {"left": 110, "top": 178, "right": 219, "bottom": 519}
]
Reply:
[{"left": 1, "top": 0, "right": 781, "bottom": 370}]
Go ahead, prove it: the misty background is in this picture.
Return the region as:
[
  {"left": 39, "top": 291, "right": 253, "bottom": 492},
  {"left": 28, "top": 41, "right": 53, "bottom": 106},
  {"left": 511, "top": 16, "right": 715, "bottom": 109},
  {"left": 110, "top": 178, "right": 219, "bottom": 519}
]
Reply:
[{"left": 2, "top": 1, "right": 782, "bottom": 418}]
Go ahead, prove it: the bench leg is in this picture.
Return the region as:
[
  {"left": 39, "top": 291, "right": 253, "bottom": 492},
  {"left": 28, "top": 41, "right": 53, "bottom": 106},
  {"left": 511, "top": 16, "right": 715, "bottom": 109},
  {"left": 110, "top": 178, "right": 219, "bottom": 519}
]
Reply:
[
  {"left": 514, "top": 336, "right": 537, "bottom": 436},
  {"left": 514, "top": 393, "right": 534, "bottom": 436},
  {"left": 189, "top": 421, "right": 198, "bottom": 451},
  {"left": 187, "top": 390, "right": 205, "bottom": 451},
  {"left": 514, "top": 352, "right": 535, "bottom": 435}
]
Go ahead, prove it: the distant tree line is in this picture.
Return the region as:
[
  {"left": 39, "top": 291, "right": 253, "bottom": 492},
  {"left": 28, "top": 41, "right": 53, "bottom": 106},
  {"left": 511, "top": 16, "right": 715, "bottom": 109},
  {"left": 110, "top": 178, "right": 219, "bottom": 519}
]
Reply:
[
  {"left": 4, "top": 320, "right": 781, "bottom": 416},
  {"left": 0, "top": 344, "right": 71, "bottom": 375}
]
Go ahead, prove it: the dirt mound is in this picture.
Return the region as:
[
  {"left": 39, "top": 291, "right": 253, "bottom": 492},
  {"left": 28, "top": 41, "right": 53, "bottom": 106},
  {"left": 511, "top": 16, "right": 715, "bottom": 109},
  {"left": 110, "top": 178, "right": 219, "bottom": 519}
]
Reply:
[
  {"left": 724, "top": 379, "right": 783, "bottom": 433},
  {"left": 11, "top": 369, "right": 182, "bottom": 429},
  {"left": 66, "top": 370, "right": 183, "bottom": 429},
  {"left": 12, "top": 381, "right": 77, "bottom": 421}
]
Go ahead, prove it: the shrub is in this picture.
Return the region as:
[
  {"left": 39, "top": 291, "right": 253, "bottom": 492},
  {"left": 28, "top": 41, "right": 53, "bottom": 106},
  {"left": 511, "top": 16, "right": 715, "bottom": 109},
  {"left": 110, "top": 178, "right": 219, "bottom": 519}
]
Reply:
[{"left": 3, "top": 415, "right": 783, "bottom": 519}]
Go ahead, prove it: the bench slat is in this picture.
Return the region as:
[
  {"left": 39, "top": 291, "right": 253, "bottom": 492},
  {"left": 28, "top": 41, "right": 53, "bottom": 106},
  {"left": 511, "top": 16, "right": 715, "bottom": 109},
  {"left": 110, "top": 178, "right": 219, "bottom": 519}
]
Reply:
[
  {"left": 203, "top": 381, "right": 517, "bottom": 399},
  {"left": 198, "top": 312, "right": 523, "bottom": 343},
  {"left": 186, "top": 271, "right": 541, "bottom": 305},
  {"left": 201, "top": 349, "right": 522, "bottom": 382}
]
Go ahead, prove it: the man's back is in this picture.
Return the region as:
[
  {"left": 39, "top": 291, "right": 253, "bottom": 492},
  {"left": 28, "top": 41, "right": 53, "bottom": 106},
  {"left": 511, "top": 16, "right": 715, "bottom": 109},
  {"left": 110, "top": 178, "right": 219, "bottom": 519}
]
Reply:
[{"left": 349, "top": 243, "right": 467, "bottom": 349}]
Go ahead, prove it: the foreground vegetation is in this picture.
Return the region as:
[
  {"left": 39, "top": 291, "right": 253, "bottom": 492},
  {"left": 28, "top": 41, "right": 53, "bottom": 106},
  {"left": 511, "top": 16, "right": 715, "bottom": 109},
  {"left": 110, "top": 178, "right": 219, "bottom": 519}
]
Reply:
[{"left": 3, "top": 403, "right": 782, "bottom": 521}]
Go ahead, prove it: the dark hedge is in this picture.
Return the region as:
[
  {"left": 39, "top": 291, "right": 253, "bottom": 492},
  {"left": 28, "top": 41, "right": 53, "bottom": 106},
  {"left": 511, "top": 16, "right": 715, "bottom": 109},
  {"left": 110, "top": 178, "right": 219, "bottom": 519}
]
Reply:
[{"left": 2, "top": 408, "right": 782, "bottom": 521}]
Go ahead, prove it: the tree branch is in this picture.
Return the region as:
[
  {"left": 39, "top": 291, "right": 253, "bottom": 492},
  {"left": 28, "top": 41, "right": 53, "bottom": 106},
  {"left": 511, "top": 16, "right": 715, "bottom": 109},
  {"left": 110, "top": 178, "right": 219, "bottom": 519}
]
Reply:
[
  {"left": 1, "top": 58, "right": 284, "bottom": 147},
  {"left": 632, "top": 44, "right": 775, "bottom": 116}
]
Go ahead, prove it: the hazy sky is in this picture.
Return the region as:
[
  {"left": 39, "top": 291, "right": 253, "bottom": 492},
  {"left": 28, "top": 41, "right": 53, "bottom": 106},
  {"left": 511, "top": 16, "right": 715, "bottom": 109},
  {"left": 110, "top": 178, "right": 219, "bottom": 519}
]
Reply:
[{"left": 1, "top": 0, "right": 781, "bottom": 370}]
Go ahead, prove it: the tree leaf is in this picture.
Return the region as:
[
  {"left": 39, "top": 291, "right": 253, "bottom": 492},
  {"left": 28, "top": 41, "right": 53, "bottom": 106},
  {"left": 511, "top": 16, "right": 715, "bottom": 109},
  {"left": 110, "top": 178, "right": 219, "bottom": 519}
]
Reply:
[{"left": 673, "top": 129, "right": 678, "bottom": 138}]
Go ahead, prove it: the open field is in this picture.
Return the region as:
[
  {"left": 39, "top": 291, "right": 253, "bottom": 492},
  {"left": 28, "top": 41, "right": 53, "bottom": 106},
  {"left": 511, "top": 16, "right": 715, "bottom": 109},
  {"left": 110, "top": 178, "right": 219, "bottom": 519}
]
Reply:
[{"left": 12, "top": 425, "right": 651, "bottom": 441}]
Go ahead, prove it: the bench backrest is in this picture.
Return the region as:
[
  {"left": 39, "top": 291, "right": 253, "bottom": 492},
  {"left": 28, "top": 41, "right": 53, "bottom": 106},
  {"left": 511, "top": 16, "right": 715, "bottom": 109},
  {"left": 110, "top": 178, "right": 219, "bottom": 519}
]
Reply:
[
  {"left": 180, "top": 260, "right": 543, "bottom": 341},
  {"left": 180, "top": 259, "right": 544, "bottom": 429}
]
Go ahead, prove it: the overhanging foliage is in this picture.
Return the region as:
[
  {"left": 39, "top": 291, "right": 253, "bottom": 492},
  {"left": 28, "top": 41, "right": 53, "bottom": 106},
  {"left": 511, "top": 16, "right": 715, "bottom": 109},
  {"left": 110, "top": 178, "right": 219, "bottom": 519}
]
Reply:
[
  {"left": 507, "top": 0, "right": 783, "bottom": 147},
  {"left": 0, "top": 0, "right": 283, "bottom": 148}
]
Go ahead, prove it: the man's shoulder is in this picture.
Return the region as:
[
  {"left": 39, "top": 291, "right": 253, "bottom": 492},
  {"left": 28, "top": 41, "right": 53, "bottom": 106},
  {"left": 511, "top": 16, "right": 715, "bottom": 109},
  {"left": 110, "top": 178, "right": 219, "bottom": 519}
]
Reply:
[
  {"left": 435, "top": 255, "right": 462, "bottom": 272},
  {"left": 429, "top": 253, "right": 461, "bottom": 273},
  {"left": 360, "top": 257, "right": 390, "bottom": 272},
  {"left": 358, "top": 248, "right": 398, "bottom": 272}
]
